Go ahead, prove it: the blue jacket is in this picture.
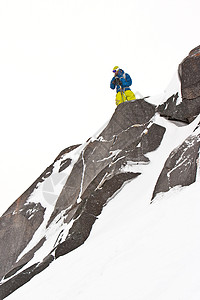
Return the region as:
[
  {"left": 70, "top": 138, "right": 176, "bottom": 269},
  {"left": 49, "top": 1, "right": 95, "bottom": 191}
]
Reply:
[{"left": 110, "top": 69, "right": 132, "bottom": 93}]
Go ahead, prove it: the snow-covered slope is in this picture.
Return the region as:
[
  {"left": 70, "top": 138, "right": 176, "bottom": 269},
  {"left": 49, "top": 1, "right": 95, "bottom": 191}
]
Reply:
[
  {"left": 6, "top": 115, "right": 200, "bottom": 300},
  {"left": 0, "top": 46, "right": 200, "bottom": 299}
]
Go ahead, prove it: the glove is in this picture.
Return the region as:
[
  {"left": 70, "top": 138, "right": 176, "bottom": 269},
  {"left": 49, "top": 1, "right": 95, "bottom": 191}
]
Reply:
[
  {"left": 112, "top": 78, "right": 116, "bottom": 85},
  {"left": 114, "top": 77, "right": 122, "bottom": 86}
]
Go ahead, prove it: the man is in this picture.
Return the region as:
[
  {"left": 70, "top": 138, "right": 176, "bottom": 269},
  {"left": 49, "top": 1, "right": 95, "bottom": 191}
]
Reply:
[{"left": 110, "top": 66, "right": 136, "bottom": 106}]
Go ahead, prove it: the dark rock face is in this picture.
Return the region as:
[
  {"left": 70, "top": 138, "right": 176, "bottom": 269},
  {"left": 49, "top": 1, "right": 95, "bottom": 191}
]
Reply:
[
  {"left": 48, "top": 100, "right": 157, "bottom": 225},
  {"left": 151, "top": 127, "right": 200, "bottom": 202},
  {"left": 55, "top": 172, "right": 140, "bottom": 259},
  {"left": 0, "top": 202, "right": 45, "bottom": 281},
  {"left": 0, "top": 100, "right": 166, "bottom": 298},
  {"left": 158, "top": 46, "right": 200, "bottom": 123},
  {"left": 0, "top": 255, "right": 54, "bottom": 300},
  {"left": 179, "top": 46, "right": 200, "bottom": 100},
  {"left": 158, "top": 93, "right": 200, "bottom": 123},
  {"left": 0, "top": 144, "right": 80, "bottom": 283}
]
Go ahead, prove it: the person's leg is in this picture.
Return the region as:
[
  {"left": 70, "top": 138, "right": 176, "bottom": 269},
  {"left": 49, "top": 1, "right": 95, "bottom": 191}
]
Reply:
[
  {"left": 125, "top": 90, "right": 136, "bottom": 101},
  {"left": 115, "top": 91, "right": 126, "bottom": 106}
]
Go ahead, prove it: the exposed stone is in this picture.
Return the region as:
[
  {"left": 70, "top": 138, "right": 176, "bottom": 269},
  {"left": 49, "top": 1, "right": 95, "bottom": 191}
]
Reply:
[
  {"left": 179, "top": 45, "right": 200, "bottom": 99},
  {"left": 0, "top": 255, "right": 54, "bottom": 299},
  {"left": 54, "top": 144, "right": 81, "bottom": 162},
  {"left": 157, "top": 46, "right": 200, "bottom": 123},
  {"left": 55, "top": 172, "right": 140, "bottom": 259},
  {"left": 2, "top": 163, "right": 53, "bottom": 218},
  {"left": 0, "top": 100, "right": 166, "bottom": 297},
  {"left": 59, "top": 158, "right": 72, "bottom": 172},
  {"left": 141, "top": 123, "right": 166, "bottom": 154},
  {"left": 48, "top": 100, "right": 157, "bottom": 224},
  {"left": 157, "top": 93, "right": 200, "bottom": 123},
  {"left": 4, "top": 237, "right": 46, "bottom": 280},
  {"left": 151, "top": 130, "right": 200, "bottom": 202},
  {"left": 0, "top": 145, "right": 79, "bottom": 283},
  {"left": 0, "top": 202, "right": 45, "bottom": 281}
]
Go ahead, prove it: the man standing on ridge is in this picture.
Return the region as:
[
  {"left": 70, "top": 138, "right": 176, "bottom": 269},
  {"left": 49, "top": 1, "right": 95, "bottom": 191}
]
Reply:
[{"left": 110, "top": 66, "right": 136, "bottom": 106}]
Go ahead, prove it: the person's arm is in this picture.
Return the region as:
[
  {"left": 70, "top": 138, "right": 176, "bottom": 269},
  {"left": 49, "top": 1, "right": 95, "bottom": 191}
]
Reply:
[
  {"left": 120, "top": 73, "right": 132, "bottom": 87},
  {"left": 110, "top": 77, "right": 116, "bottom": 89}
]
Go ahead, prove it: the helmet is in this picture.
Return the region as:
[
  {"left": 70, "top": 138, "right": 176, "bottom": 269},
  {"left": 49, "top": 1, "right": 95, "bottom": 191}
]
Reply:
[{"left": 113, "top": 66, "right": 120, "bottom": 72}]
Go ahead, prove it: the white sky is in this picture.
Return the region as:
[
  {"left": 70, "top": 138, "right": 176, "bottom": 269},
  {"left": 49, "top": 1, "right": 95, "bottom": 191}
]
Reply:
[{"left": 0, "top": 0, "right": 200, "bottom": 215}]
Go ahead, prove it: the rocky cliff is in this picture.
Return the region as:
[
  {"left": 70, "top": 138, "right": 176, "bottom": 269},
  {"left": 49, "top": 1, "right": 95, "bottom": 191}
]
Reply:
[{"left": 0, "top": 46, "right": 200, "bottom": 299}]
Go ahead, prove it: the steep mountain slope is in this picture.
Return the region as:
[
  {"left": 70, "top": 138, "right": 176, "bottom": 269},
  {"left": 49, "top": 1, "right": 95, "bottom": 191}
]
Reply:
[
  {"left": 0, "top": 46, "right": 200, "bottom": 299},
  {"left": 7, "top": 159, "right": 200, "bottom": 300}
]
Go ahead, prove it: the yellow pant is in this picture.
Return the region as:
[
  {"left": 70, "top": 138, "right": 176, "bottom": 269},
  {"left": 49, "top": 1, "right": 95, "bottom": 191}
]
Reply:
[{"left": 115, "top": 90, "right": 136, "bottom": 106}]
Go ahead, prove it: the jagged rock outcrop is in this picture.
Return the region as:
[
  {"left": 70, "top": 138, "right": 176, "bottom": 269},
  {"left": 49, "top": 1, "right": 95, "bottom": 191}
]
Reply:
[
  {"left": 151, "top": 124, "right": 200, "bottom": 202},
  {"left": 0, "top": 145, "right": 80, "bottom": 282},
  {"left": 47, "top": 100, "right": 160, "bottom": 226},
  {"left": 0, "top": 99, "right": 166, "bottom": 299},
  {"left": 158, "top": 45, "right": 200, "bottom": 123}
]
